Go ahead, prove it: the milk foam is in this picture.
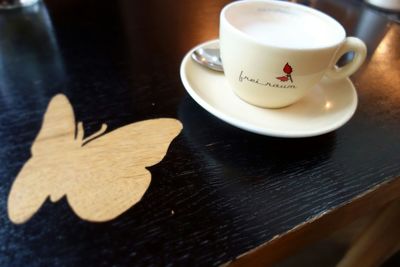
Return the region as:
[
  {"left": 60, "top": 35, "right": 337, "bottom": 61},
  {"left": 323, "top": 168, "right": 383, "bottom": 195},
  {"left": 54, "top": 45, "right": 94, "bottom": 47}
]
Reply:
[
  {"left": 226, "top": 5, "right": 343, "bottom": 49},
  {"left": 241, "top": 21, "right": 328, "bottom": 48}
]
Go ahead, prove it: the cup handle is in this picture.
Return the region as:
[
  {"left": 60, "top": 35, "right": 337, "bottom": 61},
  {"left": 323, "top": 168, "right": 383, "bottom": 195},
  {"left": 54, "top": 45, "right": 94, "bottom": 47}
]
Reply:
[{"left": 325, "top": 37, "right": 367, "bottom": 80}]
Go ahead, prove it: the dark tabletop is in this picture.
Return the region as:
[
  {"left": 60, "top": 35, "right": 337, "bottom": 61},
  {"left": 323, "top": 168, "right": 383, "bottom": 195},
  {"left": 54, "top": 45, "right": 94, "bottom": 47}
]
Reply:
[{"left": 0, "top": 0, "right": 399, "bottom": 266}]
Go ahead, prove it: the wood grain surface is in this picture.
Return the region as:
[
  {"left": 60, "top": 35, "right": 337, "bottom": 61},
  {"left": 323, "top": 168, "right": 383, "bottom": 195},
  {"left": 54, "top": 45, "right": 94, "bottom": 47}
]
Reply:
[
  {"left": 0, "top": 0, "right": 399, "bottom": 266},
  {"left": 337, "top": 199, "right": 400, "bottom": 267}
]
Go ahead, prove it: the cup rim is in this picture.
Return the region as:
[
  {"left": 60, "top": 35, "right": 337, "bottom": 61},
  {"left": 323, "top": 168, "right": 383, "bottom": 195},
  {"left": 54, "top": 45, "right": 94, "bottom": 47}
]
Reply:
[{"left": 220, "top": 0, "right": 347, "bottom": 51}]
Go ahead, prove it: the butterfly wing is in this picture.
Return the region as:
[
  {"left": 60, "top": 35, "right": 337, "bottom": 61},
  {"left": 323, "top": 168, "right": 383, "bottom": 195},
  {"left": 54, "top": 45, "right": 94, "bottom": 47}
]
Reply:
[
  {"left": 66, "top": 118, "right": 182, "bottom": 222},
  {"left": 8, "top": 160, "right": 53, "bottom": 223},
  {"left": 31, "top": 94, "right": 76, "bottom": 155},
  {"left": 8, "top": 94, "right": 76, "bottom": 223}
]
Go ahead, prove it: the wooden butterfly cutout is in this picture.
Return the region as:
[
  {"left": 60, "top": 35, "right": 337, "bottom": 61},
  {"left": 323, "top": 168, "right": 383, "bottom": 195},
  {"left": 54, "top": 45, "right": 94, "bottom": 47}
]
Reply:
[{"left": 8, "top": 94, "right": 182, "bottom": 223}]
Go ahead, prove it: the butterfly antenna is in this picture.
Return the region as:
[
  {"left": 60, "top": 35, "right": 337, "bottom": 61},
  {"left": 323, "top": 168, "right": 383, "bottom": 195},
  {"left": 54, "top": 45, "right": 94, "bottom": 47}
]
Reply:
[
  {"left": 76, "top": 122, "right": 84, "bottom": 141},
  {"left": 82, "top": 123, "right": 108, "bottom": 144}
]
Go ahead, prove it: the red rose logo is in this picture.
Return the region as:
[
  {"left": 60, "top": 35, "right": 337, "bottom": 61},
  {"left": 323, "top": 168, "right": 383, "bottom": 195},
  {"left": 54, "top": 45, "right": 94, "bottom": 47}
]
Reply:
[
  {"left": 283, "top": 63, "right": 293, "bottom": 74},
  {"left": 276, "top": 63, "right": 293, "bottom": 83},
  {"left": 276, "top": 76, "right": 289, "bottom": 82}
]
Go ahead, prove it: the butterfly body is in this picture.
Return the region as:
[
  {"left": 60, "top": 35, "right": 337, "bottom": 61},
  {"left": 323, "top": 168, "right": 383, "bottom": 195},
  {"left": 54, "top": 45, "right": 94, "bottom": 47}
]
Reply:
[{"left": 8, "top": 94, "right": 182, "bottom": 223}]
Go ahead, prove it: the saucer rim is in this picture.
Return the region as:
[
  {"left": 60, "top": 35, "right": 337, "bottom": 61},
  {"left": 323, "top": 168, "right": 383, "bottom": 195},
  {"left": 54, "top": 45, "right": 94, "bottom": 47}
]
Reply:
[{"left": 180, "top": 39, "right": 358, "bottom": 138}]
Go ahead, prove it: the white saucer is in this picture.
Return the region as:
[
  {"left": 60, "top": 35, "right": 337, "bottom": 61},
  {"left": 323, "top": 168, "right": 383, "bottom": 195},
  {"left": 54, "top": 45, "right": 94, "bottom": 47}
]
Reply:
[{"left": 180, "top": 40, "right": 358, "bottom": 138}]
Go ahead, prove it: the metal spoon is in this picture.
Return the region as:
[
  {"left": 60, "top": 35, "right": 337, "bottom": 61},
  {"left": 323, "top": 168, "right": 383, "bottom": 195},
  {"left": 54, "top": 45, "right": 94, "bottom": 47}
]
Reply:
[{"left": 191, "top": 45, "right": 224, "bottom": 72}]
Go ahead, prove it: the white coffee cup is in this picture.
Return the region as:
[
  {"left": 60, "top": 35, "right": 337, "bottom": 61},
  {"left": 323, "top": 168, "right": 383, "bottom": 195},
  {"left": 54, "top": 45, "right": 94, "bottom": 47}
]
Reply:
[{"left": 220, "top": 0, "right": 367, "bottom": 108}]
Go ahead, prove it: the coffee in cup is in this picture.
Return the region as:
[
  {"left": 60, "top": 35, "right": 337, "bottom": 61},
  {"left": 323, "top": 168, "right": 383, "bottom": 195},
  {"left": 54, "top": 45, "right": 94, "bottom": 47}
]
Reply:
[{"left": 220, "top": 0, "right": 367, "bottom": 108}]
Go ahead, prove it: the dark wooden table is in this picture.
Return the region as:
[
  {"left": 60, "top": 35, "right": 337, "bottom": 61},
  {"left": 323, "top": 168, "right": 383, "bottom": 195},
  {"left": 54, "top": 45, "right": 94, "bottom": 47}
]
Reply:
[{"left": 0, "top": 0, "right": 399, "bottom": 266}]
